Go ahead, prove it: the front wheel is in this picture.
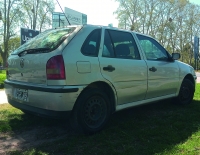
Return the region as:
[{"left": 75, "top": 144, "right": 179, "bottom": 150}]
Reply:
[
  {"left": 70, "top": 88, "right": 110, "bottom": 134},
  {"left": 174, "top": 79, "right": 194, "bottom": 105}
]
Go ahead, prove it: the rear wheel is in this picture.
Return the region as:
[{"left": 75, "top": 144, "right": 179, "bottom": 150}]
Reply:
[
  {"left": 174, "top": 79, "right": 194, "bottom": 105},
  {"left": 70, "top": 88, "right": 110, "bottom": 134}
]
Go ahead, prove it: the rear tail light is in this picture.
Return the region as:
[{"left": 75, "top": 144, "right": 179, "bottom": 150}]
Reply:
[{"left": 46, "top": 55, "right": 66, "bottom": 80}]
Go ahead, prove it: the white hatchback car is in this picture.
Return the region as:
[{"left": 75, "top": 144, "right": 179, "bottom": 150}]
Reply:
[{"left": 5, "top": 25, "right": 197, "bottom": 133}]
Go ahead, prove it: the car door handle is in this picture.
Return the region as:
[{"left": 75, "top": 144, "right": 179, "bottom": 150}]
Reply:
[
  {"left": 103, "top": 65, "right": 115, "bottom": 72},
  {"left": 149, "top": 67, "right": 157, "bottom": 72}
]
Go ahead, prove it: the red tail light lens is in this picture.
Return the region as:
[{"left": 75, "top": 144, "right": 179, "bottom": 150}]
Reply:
[{"left": 46, "top": 55, "right": 66, "bottom": 80}]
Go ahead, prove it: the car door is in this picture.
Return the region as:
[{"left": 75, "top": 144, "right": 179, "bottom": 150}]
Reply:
[
  {"left": 136, "top": 34, "right": 179, "bottom": 99},
  {"left": 98, "top": 29, "right": 148, "bottom": 105}
]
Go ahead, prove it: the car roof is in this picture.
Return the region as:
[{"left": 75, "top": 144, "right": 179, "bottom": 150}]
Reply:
[
  {"left": 82, "top": 24, "right": 152, "bottom": 38},
  {"left": 48, "top": 24, "right": 152, "bottom": 39}
]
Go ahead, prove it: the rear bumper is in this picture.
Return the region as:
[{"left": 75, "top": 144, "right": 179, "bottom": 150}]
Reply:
[
  {"left": 8, "top": 98, "right": 71, "bottom": 119},
  {"left": 4, "top": 80, "right": 79, "bottom": 93},
  {"left": 4, "top": 80, "right": 85, "bottom": 118}
]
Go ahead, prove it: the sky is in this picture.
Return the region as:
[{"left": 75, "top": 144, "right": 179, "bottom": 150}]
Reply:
[
  {"left": 54, "top": 0, "right": 119, "bottom": 27},
  {"left": 55, "top": 0, "right": 200, "bottom": 27},
  {"left": 189, "top": 0, "right": 200, "bottom": 5}
]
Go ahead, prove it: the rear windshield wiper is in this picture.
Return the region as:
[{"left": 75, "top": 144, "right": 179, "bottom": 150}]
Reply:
[{"left": 18, "top": 48, "right": 50, "bottom": 57}]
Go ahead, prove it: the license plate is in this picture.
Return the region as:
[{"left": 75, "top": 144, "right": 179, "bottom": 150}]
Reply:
[{"left": 14, "top": 88, "right": 29, "bottom": 102}]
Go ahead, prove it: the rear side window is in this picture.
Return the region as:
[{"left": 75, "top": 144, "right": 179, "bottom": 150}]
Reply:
[
  {"left": 81, "top": 29, "right": 101, "bottom": 57},
  {"left": 102, "top": 30, "right": 140, "bottom": 59}
]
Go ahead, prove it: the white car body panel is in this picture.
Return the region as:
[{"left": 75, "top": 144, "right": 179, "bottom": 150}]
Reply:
[
  {"left": 99, "top": 57, "right": 148, "bottom": 104},
  {"left": 7, "top": 52, "right": 58, "bottom": 85},
  {"left": 116, "top": 94, "right": 176, "bottom": 111},
  {"left": 4, "top": 24, "right": 196, "bottom": 119},
  {"left": 5, "top": 81, "right": 85, "bottom": 111},
  {"left": 61, "top": 26, "right": 104, "bottom": 85},
  {"left": 98, "top": 28, "right": 148, "bottom": 105},
  {"left": 145, "top": 60, "right": 180, "bottom": 99}
]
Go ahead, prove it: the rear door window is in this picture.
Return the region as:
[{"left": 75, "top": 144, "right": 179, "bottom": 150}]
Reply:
[{"left": 102, "top": 30, "right": 140, "bottom": 59}]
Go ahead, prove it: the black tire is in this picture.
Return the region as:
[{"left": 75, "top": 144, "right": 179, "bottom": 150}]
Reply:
[
  {"left": 70, "top": 88, "right": 110, "bottom": 134},
  {"left": 174, "top": 79, "right": 194, "bottom": 105}
]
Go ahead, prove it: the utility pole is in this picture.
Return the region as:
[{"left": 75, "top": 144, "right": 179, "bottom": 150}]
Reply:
[
  {"left": 194, "top": 36, "right": 199, "bottom": 70},
  {"left": 55, "top": 0, "right": 70, "bottom": 25}
]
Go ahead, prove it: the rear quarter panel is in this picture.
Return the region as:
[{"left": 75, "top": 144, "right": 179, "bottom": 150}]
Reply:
[{"left": 62, "top": 26, "right": 105, "bottom": 85}]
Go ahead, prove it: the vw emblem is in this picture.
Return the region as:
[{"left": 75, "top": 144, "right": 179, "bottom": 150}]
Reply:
[{"left": 20, "top": 58, "right": 24, "bottom": 68}]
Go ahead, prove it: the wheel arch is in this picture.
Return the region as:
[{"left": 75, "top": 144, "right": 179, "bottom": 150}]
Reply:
[
  {"left": 177, "top": 73, "right": 195, "bottom": 94},
  {"left": 184, "top": 74, "right": 195, "bottom": 85},
  {"left": 174, "top": 74, "right": 195, "bottom": 105},
  {"left": 73, "top": 81, "right": 117, "bottom": 114},
  {"left": 176, "top": 73, "right": 195, "bottom": 96}
]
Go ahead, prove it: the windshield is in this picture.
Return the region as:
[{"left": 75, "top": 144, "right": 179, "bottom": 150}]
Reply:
[{"left": 12, "top": 27, "right": 76, "bottom": 54}]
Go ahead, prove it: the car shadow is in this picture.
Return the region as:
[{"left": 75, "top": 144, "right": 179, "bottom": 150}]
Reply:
[
  {"left": 106, "top": 99, "right": 200, "bottom": 154},
  {"left": 3, "top": 99, "right": 200, "bottom": 154}
]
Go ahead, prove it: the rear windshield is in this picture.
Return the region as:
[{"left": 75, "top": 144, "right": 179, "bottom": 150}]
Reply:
[{"left": 11, "top": 27, "right": 76, "bottom": 54}]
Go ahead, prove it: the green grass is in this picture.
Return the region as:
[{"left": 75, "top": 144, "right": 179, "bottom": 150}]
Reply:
[
  {"left": 1, "top": 84, "right": 200, "bottom": 155},
  {"left": 0, "top": 70, "right": 6, "bottom": 88},
  {"left": 0, "top": 105, "right": 65, "bottom": 133}
]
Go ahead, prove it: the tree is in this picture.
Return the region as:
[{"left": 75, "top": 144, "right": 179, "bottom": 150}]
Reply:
[
  {"left": 0, "top": 0, "right": 22, "bottom": 67},
  {"left": 0, "top": 0, "right": 55, "bottom": 67},
  {"left": 21, "top": 0, "right": 55, "bottom": 31},
  {"left": 0, "top": 55, "right": 3, "bottom": 66},
  {"left": 114, "top": 0, "right": 200, "bottom": 67},
  {"left": 4, "top": 36, "right": 20, "bottom": 53}
]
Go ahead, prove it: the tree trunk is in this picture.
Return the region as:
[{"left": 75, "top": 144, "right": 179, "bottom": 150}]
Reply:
[{"left": 0, "top": 49, "right": 8, "bottom": 67}]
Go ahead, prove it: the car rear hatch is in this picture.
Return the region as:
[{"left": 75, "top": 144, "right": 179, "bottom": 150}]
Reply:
[{"left": 7, "top": 26, "right": 82, "bottom": 85}]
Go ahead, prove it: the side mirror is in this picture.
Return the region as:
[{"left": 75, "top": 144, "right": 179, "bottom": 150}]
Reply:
[{"left": 172, "top": 53, "right": 181, "bottom": 60}]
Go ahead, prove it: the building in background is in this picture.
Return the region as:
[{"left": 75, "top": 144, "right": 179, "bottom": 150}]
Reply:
[
  {"left": 52, "top": 7, "right": 87, "bottom": 28},
  {"left": 52, "top": 12, "right": 66, "bottom": 28}
]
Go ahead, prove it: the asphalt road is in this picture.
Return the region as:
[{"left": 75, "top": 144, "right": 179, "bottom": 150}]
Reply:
[{"left": 0, "top": 73, "right": 200, "bottom": 104}]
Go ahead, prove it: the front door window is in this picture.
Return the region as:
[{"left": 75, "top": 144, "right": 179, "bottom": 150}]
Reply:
[{"left": 136, "top": 34, "right": 169, "bottom": 61}]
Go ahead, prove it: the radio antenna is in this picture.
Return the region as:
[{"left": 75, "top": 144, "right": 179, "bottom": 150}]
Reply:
[{"left": 56, "top": 0, "right": 71, "bottom": 25}]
